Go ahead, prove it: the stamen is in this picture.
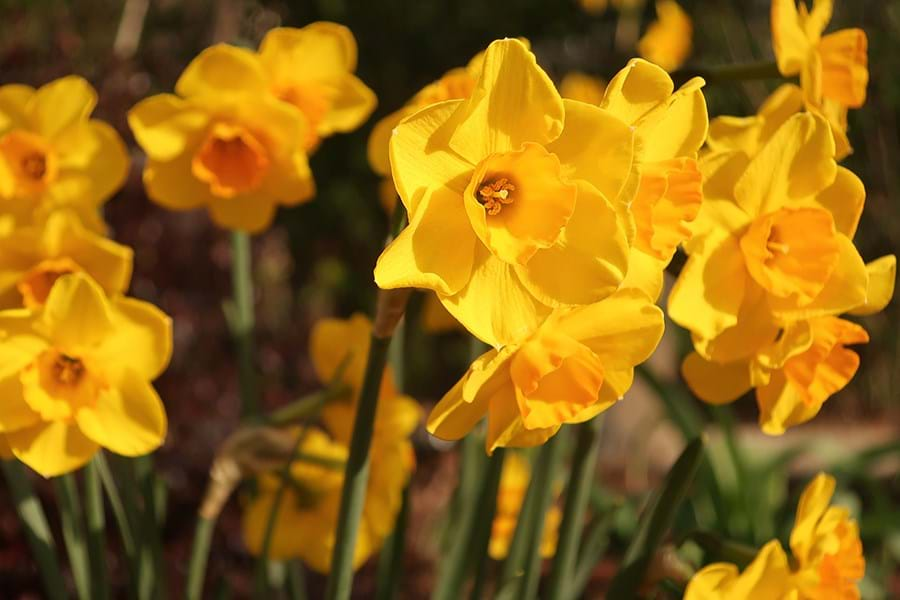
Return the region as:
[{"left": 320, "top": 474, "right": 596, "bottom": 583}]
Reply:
[
  {"left": 22, "top": 153, "right": 47, "bottom": 180},
  {"left": 53, "top": 354, "right": 85, "bottom": 386},
  {"left": 477, "top": 177, "right": 516, "bottom": 216}
]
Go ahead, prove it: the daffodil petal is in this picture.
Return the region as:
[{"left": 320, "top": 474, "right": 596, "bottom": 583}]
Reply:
[
  {"left": 175, "top": 44, "right": 267, "bottom": 98},
  {"left": 259, "top": 23, "right": 357, "bottom": 83},
  {"left": 771, "top": 0, "right": 812, "bottom": 75},
  {"left": 849, "top": 255, "right": 895, "bottom": 316},
  {"left": 621, "top": 249, "right": 665, "bottom": 301},
  {"left": 427, "top": 376, "right": 490, "bottom": 440},
  {"left": 682, "top": 352, "right": 751, "bottom": 405},
  {"left": 0, "top": 375, "right": 40, "bottom": 432},
  {"left": 41, "top": 273, "right": 113, "bottom": 350},
  {"left": 31, "top": 76, "right": 97, "bottom": 138},
  {"left": 790, "top": 472, "right": 835, "bottom": 560},
  {"left": 127, "top": 94, "right": 210, "bottom": 162},
  {"left": 93, "top": 297, "right": 173, "bottom": 381},
  {"left": 813, "top": 166, "right": 864, "bottom": 238},
  {"left": 317, "top": 74, "right": 377, "bottom": 136},
  {"left": 8, "top": 420, "right": 98, "bottom": 477},
  {"left": 208, "top": 195, "right": 278, "bottom": 233}
]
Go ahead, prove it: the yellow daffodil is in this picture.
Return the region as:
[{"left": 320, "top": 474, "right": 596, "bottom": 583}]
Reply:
[
  {"left": 129, "top": 45, "right": 314, "bottom": 233},
  {"left": 686, "top": 473, "right": 864, "bottom": 599},
  {"left": 600, "top": 59, "right": 707, "bottom": 300},
  {"left": 0, "top": 76, "right": 129, "bottom": 235},
  {"left": 0, "top": 273, "right": 171, "bottom": 477},
  {"left": 259, "top": 23, "right": 376, "bottom": 151},
  {"left": 489, "top": 452, "right": 561, "bottom": 559},
  {"left": 375, "top": 39, "right": 635, "bottom": 347},
  {"left": 771, "top": 0, "right": 867, "bottom": 153},
  {"left": 0, "top": 210, "right": 132, "bottom": 310},
  {"left": 637, "top": 1, "right": 693, "bottom": 73},
  {"left": 560, "top": 72, "right": 607, "bottom": 105},
  {"left": 670, "top": 113, "right": 869, "bottom": 345},
  {"left": 243, "top": 314, "right": 419, "bottom": 572},
  {"left": 428, "top": 289, "right": 663, "bottom": 452}
]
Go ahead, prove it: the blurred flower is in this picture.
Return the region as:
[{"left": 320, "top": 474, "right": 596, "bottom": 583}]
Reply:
[
  {"left": 421, "top": 292, "right": 464, "bottom": 333},
  {"left": 638, "top": 1, "right": 693, "bottom": 73},
  {"left": 670, "top": 114, "right": 868, "bottom": 345},
  {"left": 0, "top": 76, "right": 129, "bottom": 235},
  {"left": 259, "top": 23, "right": 376, "bottom": 151},
  {"left": 243, "top": 314, "right": 420, "bottom": 572},
  {"left": 129, "top": 45, "right": 314, "bottom": 233},
  {"left": 706, "top": 84, "right": 805, "bottom": 158},
  {"left": 0, "top": 273, "right": 171, "bottom": 477},
  {"left": 375, "top": 39, "right": 635, "bottom": 347},
  {"left": 559, "top": 72, "right": 607, "bottom": 105},
  {"left": 771, "top": 0, "right": 867, "bottom": 155},
  {"left": 686, "top": 473, "right": 864, "bottom": 599},
  {"left": 489, "top": 452, "right": 561, "bottom": 559},
  {"left": 428, "top": 288, "right": 662, "bottom": 452},
  {"left": 578, "top": 0, "right": 646, "bottom": 15},
  {"left": 0, "top": 210, "right": 132, "bottom": 310},
  {"left": 600, "top": 59, "right": 707, "bottom": 300}
]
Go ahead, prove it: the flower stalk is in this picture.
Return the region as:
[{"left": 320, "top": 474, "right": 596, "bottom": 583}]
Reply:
[
  {"left": 230, "top": 230, "right": 259, "bottom": 419},
  {"left": 54, "top": 473, "right": 92, "bottom": 600},
  {"left": 85, "top": 459, "right": 110, "bottom": 600}
]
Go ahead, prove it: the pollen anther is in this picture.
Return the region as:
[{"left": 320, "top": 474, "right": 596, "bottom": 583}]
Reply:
[{"left": 477, "top": 177, "right": 516, "bottom": 216}]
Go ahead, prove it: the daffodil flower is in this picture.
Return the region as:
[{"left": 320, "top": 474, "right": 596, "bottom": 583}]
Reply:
[
  {"left": 686, "top": 473, "right": 864, "bottom": 599},
  {"left": 0, "top": 76, "right": 129, "bottom": 235},
  {"left": 375, "top": 39, "right": 635, "bottom": 347},
  {"left": 0, "top": 273, "right": 171, "bottom": 477},
  {"left": 637, "top": 1, "right": 693, "bottom": 73},
  {"left": 428, "top": 289, "right": 663, "bottom": 451}
]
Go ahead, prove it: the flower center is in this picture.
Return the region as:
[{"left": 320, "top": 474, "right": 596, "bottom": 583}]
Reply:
[
  {"left": 192, "top": 122, "right": 270, "bottom": 198},
  {"left": 632, "top": 158, "right": 702, "bottom": 261},
  {"left": 478, "top": 177, "right": 516, "bottom": 215},
  {"left": 22, "top": 349, "right": 101, "bottom": 420},
  {"left": 739, "top": 207, "right": 839, "bottom": 303},
  {"left": 53, "top": 354, "right": 85, "bottom": 386},
  {"left": 17, "top": 257, "right": 82, "bottom": 309},
  {"left": 0, "top": 130, "right": 57, "bottom": 194}
]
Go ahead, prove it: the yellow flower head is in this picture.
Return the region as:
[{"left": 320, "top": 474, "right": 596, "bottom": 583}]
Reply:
[
  {"left": 243, "top": 314, "right": 420, "bottom": 572},
  {"left": 0, "top": 273, "right": 172, "bottom": 477},
  {"left": 670, "top": 113, "right": 870, "bottom": 344},
  {"left": 129, "top": 45, "right": 314, "bottom": 233},
  {"left": 637, "top": 1, "right": 693, "bottom": 73},
  {"left": 600, "top": 59, "right": 708, "bottom": 300},
  {"left": 489, "top": 452, "right": 561, "bottom": 560},
  {"left": 686, "top": 473, "right": 864, "bottom": 599},
  {"left": 259, "top": 23, "right": 376, "bottom": 151},
  {"left": 0, "top": 76, "right": 129, "bottom": 234},
  {"left": 0, "top": 211, "right": 132, "bottom": 310},
  {"left": 428, "top": 289, "right": 663, "bottom": 452},
  {"left": 375, "top": 39, "right": 637, "bottom": 347}
]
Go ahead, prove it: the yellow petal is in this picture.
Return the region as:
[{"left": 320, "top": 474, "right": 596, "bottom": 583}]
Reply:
[
  {"left": 0, "top": 374, "right": 41, "bottom": 432},
  {"left": 707, "top": 84, "right": 804, "bottom": 156},
  {"left": 426, "top": 376, "right": 490, "bottom": 440},
  {"left": 694, "top": 285, "right": 780, "bottom": 363},
  {"left": 127, "top": 94, "right": 210, "bottom": 162},
  {"left": 771, "top": 0, "right": 812, "bottom": 75},
  {"left": 40, "top": 273, "right": 113, "bottom": 351},
  {"left": 817, "top": 29, "right": 868, "bottom": 109},
  {"left": 389, "top": 100, "right": 473, "bottom": 215},
  {"left": 849, "top": 255, "right": 895, "bottom": 316},
  {"left": 559, "top": 72, "right": 607, "bottom": 105},
  {"left": 441, "top": 245, "right": 550, "bottom": 347},
  {"left": 367, "top": 109, "right": 406, "bottom": 177},
  {"left": 602, "top": 59, "right": 674, "bottom": 124},
  {"left": 685, "top": 540, "right": 793, "bottom": 599},
  {"left": 637, "top": 1, "right": 693, "bottom": 73},
  {"left": 207, "top": 195, "right": 278, "bottom": 233},
  {"left": 0, "top": 83, "right": 35, "bottom": 130},
  {"left": 310, "top": 313, "right": 370, "bottom": 390},
  {"left": 667, "top": 229, "right": 746, "bottom": 340},
  {"left": 421, "top": 292, "right": 464, "bottom": 333},
  {"left": 546, "top": 100, "right": 634, "bottom": 205},
  {"left": 0, "top": 310, "right": 47, "bottom": 379},
  {"left": 790, "top": 472, "right": 835, "bottom": 560},
  {"left": 175, "top": 44, "right": 267, "bottom": 99},
  {"left": 733, "top": 113, "right": 836, "bottom": 218},
  {"left": 448, "top": 39, "right": 564, "bottom": 162},
  {"left": 682, "top": 352, "right": 751, "bottom": 405},
  {"left": 317, "top": 75, "right": 377, "bottom": 136},
  {"left": 756, "top": 372, "right": 818, "bottom": 435},
  {"left": 30, "top": 76, "right": 97, "bottom": 139},
  {"left": 633, "top": 157, "right": 703, "bottom": 261},
  {"left": 556, "top": 287, "right": 664, "bottom": 369},
  {"left": 259, "top": 23, "right": 357, "bottom": 85},
  {"left": 374, "top": 187, "right": 477, "bottom": 295},
  {"left": 620, "top": 248, "right": 665, "bottom": 302},
  {"left": 516, "top": 181, "right": 628, "bottom": 306},
  {"left": 75, "top": 369, "right": 166, "bottom": 456},
  {"left": 636, "top": 77, "right": 708, "bottom": 163},
  {"left": 93, "top": 297, "right": 173, "bottom": 381},
  {"left": 813, "top": 166, "right": 864, "bottom": 238},
  {"left": 8, "top": 420, "right": 98, "bottom": 477},
  {"left": 485, "top": 385, "right": 558, "bottom": 454}
]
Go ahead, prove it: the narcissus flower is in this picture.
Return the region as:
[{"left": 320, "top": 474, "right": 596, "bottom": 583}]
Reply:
[
  {"left": 489, "top": 452, "right": 561, "bottom": 560},
  {"left": 0, "top": 211, "right": 132, "bottom": 309},
  {"left": 637, "top": 1, "right": 693, "bottom": 73},
  {"left": 560, "top": 72, "right": 607, "bottom": 105},
  {"left": 670, "top": 113, "right": 869, "bottom": 345},
  {"left": 599, "top": 59, "right": 707, "bottom": 299},
  {"left": 771, "top": 0, "right": 867, "bottom": 151},
  {"left": 685, "top": 473, "right": 864, "bottom": 599},
  {"left": 0, "top": 76, "right": 129, "bottom": 235},
  {"left": 375, "top": 39, "right": 635, "bottom": 347},
  {"left": 259, "top": 23, "right": 376, "bottom": 151},
  {"left": 129, "top": 45, "right": 314, "bottom": 233},
  {"left": 428, "top": 289, "right": 663, "bottom": 452},
  {"left": 243, "top": 314, "right": 420, "bottom": 572},
  {"left": 0, "top": 273, "right": 171, "bottom": 477}
]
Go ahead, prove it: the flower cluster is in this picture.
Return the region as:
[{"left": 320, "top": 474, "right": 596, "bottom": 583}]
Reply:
[
  {"left": 0, "top": 77, "right": 172, "bottom": 478},
  {"left": 129, "top": 22, "right": 376, "bottom": 233},
  {"left": 242, "top": 314, "right": 420, "bottom": 572}
]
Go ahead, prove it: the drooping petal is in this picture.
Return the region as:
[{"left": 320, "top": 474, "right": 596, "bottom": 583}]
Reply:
[
  {"left": 31, "top": 76, "right": 97, "bottom": 139},
  {"left": 7, "top": 420, "right": 98, "bottom": 477},
  {"left": 175, "top": 44, "right": 268, "bottom": 99},
  {"left": 849, "top": 255, "right": 895, "bottom": 316},
  {"left": 448, "top": 39, "right": 564, "bottom": 162},
  {"left": 682, "top": 352, "right": 752, "bottom": 405},
  {"left": 127, "top": 94, "right": 210, "bottom": 162},
  {"left": 427, "top": 376, "right": 491, "bottom": 440},
  {"left": 485, "top": 385, "right": 559, "bottom": 454},
  {"left": 374, "top": 186, "right": 477, "bottom": 296}
]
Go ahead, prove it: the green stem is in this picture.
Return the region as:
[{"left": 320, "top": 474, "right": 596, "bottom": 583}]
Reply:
[
  {"left": 433, "top": 449, "right": 506, "bottom": 600},
  {"left": 186, "top": 516, "right": 216, "bottom": 600},
  {"left": 94, "top": 453, "right": 136, "bottom": 560},
  {"left": 547, "top": 418, "right": 604, "bottom": 600},
  {"left": 230, "top": 230, "right": 258, "bottom": 419},
  {"left": 286, "top": 561, "right": 308, "bottom": 600},
  {"left": 54, "top": 473, "right": 91, "bottom": 600},
  {"left": 567, "top": 513, "right": 612, "bottom": 600},
  {"left": 672, "top": 60, "right": 782, "bottom": 85},
  {"left": 267, "top": 384, "right": 350, "bottom": 426},
  {"left": 85, "top": 460, "right": 109, "bottom": 600},
  {"left": 681, "top": 530, "right": 759, "bottom": 567},
  {"left": 325, "top": 335, "right": 393, "bottom": 600},
  {"left": 134, "top": 455, "right": 164, "bottom": 600},
  {"left": 467, "top": 451, "right": 507, "bottom": 600},
  {"left": 1, "top": 460, "right": 66, "bottom": 600},
  {"left": 712, "top": 406, "right": 755, "bottom": 541},
  {"left": 374, "top": 485, "right": 410, "bottom": 600}
]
